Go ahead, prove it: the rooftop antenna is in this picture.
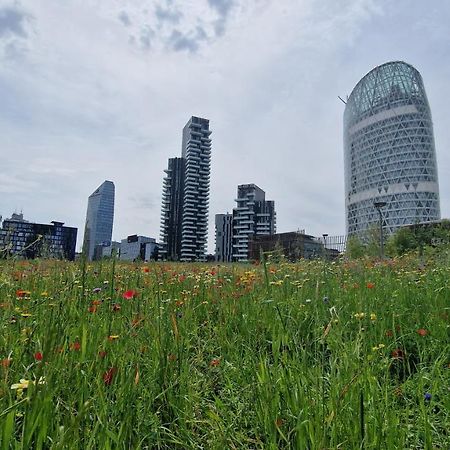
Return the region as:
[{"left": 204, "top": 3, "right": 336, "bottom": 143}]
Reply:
[{"left": 338, "top": 95, "right": 347, "bottom": 105}]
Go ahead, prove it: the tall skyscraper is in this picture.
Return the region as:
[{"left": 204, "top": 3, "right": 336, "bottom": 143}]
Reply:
[
  {"left": 160, "top": 116, "right": 212, "bottom": 261},
  {"left": 215, "top": 213, "right": 233, "bottom": 262},
  {"left": 83, "top": 180, "right": 115, "bottom": 260},
  {"left": 344, "top": 61, "right": 440, "bottom": 237},
  {"left": 160, "top": 158, "right": 185, "bottom": 260},
  {"left": 232, "top": 184, "right": 276, "bottom": 262}
]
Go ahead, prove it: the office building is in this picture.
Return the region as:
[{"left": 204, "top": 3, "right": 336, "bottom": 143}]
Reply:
[
  {"left": 232, "top": 184, "right": 276, "bottom": 262},
  {"left": 82, "top": 180, "right": 115, "bottom": 260},
  {"left": 215, "top": 213, "right": 233, "bottom": 262},
  {"left": 344, "top": 61, "right": 440, "bottom": 237},
  {"left": 119, "top": 235, "right": 158, "bottom": 261},
  {"left": 0, "top": 213, "right": 77, "bottom": 260},
  {"left": 160, "top": 116, "right": 212, "bottom": 261}
]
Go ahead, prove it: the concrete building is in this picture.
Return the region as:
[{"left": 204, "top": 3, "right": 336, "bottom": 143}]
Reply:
[
  {"left": 82, "top": 180, "right": 115, "bottom": 260},
  {"left": 93, "top": 241, "right": 120, "bottom": 260},
  {"left": 215, "top": 213, "right": 233, "bottom": 262},
  {"left": 249, "top": 231, "right": 340, "bottom": 261},
  {"left": 119, "top": 235, "right": 157, "bottom": 261},
  {"left": 232, "top": 184, "right": 276, "bottom": 262},
  {"left": 344, "top": 61, "right": 440, "bottom": 238},
  {"left": 0, "top": 213, "right": 77, "bottom": 260},
  {"left": 160, "top": 116, "right": 212, "bottom": 261}
]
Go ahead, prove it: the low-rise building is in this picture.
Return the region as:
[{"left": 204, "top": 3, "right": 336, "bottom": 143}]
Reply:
[
  {"left": 0, "top": 213, "right": 77, "bottom": 260},
  {"left": 119, "top": 235, "right": 158, "bottom": 261}
]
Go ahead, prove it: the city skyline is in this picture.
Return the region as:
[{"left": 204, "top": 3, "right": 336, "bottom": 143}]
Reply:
[{"left": 1, "top": 1, "right": 450, "bottom": 253}]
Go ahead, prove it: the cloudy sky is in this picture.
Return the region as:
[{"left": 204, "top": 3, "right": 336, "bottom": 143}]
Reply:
[{"left": 1, "top": 0, "right": 449, "bottom": 252}]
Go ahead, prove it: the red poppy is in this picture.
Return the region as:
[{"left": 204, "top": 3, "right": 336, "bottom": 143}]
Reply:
[
  {"left": 112, "top": 303, "right": 121, "bottom": 312},
  {"left": 366, "top": 282, "right": 375, "bottom": 289},
  {"left": 122, "top": 290, "right": 137, "bottom": 300},
  {"left": 98, "top": 350, "right": 107, "bottom": 359},
  {"left": 16, "top": 290, "right": 30, "bottom": 298},
  {"left": 103, "top": 367, "right": 117, "bottom": 385},
  {"left": 210, "top": 358, "right": 220, "bottom": 367},
  {"left": 417, "top": 328, "right": 428, "bottom": 336},
  {"left": 385, "top": 329, "right": 394, "bottom": 337},
  {"left": 391, "top": 348, "right": 405, "bottom": 360},
  {"left": 168, "top": 353, "right": 177, "bottom": 362},
  {"left": 275, "top": 418, "right": 283, "bottom": 427},
  {"left": 92, "top": 300, "right": 102, "bottom": 306},
  {"left": 1, "top": 358, "right": 11, "bottom": 367},
  {"left": 88, "top": 305, "right": 97, "bottom": 313},
  {"left": 70, "top": 341, "right": 81, "bottom": 351},
  {"left": 178, "top": 275, "right": 186, "bottom": 283},
  {"left": 132, "top": 316, "right": 144, "bottom": 328},
  {"left": 34, "top": 352, "right": 43, "bottom": 361},
  {"left": 143, "top": 267, "right": 150, "bottom": 273}
]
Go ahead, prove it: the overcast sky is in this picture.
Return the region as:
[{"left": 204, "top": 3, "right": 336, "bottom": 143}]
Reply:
[{"left": 1, "top": 0, "right": 449, "bottom": 252}]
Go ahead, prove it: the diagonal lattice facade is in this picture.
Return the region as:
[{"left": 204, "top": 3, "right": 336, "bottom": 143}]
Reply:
[{"left": 344, "top": 61, "right": 440, "bottom": 237}]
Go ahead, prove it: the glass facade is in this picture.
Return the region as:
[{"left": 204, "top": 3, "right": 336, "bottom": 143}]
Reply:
[
  {"left": 344, "top": 61, "right": 440, "bottom": 237},
  {"left": 0, "top": 215, "right": 77, "bottom": 260},
  {"left": 83, "top": 180, "right": 115, "bottom": 260}
]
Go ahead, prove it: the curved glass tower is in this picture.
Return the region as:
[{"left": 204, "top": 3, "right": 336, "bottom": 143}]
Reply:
[{"left": 344, "top": 61, "right": 440, "bottom": 237}]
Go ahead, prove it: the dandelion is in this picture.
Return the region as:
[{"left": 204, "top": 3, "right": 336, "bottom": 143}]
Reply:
[
  {"left": 372, "top": 343, "right": 385, "bottom": 351},
  {"left": 123, "top": 290, "right": 137, "bottom": 300},
  {"left": 107, "top": 335, "right": 119, "bottom": 341},
  {"left": 370, "top": 313, "right": 377, "bottom": 321},
  {"left": 354, "top": 312, "right": 365, "bottom": 320},
  {"left": 417, "top": 328, "right": 428, "bottom": 336},
  {"left": 11, "top": 379, "right": 30, "bottom": 391}
]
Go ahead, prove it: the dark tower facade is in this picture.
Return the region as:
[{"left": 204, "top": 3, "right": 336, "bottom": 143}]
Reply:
[{"left": 160, "top": 116, "right": 212, "bottom": 261}]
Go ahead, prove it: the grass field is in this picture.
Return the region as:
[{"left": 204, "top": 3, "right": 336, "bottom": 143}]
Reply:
[{"left": 0, "top": 253, "right": 449, "bottom": 449}]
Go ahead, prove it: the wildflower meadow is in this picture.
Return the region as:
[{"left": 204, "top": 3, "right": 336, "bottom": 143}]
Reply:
[{"left": 0, "top": 253, "right": 449, "bottom": 448}]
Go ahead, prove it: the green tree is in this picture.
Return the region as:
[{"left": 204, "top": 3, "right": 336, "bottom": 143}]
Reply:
[{"left": 345, "top": 235, "right": 365, "bottom": 259}]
